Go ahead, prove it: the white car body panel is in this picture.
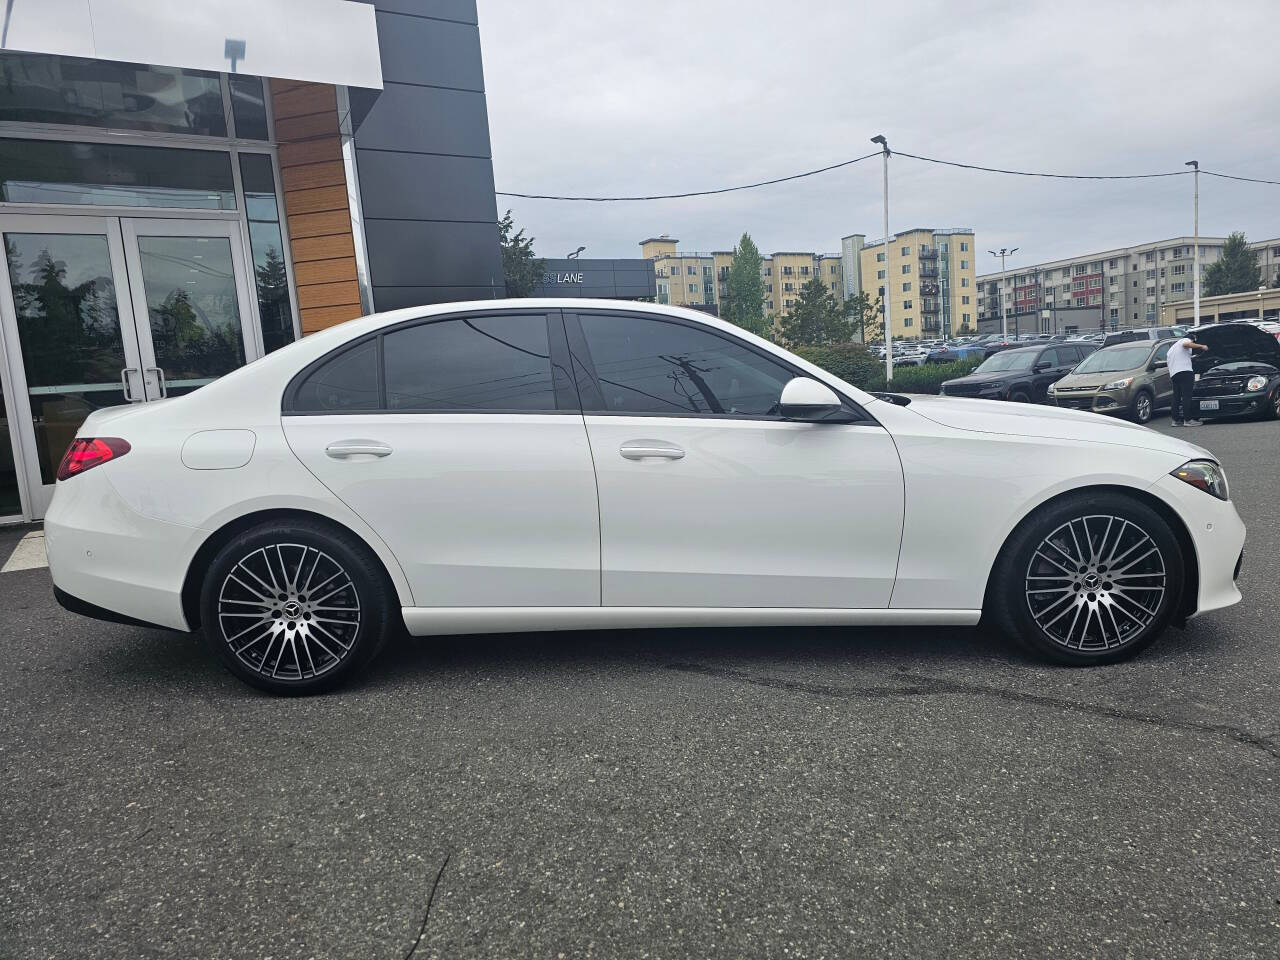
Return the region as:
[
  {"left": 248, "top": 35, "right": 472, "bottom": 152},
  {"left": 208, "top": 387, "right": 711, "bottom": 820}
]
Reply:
[
  {"left": 41, "top": 298, "right": 1245, "bottom": 646},
  {"left": 582, "top": 416, "right": 904, "bottom": 607},
  {"left": 282, "top": 413, "right": 600, "bottom": 606}
]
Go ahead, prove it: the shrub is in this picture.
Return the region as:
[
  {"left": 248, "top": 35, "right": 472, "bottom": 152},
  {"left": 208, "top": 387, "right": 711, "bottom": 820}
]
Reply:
[{"left": 793, "top": 343, "right": 981, "bottom": 395}]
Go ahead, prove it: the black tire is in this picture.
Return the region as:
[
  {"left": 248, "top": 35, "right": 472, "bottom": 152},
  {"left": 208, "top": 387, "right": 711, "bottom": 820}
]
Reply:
[
  {"left": 1008, "top": 389, "right": 1031, "bottom": 404},
  {"left": 1261, "top": 389, "right": 1280, "bottom": 421},
  {"left": 1129, "top": 388, "right": 1154, "bottom": 424},
  {"left": 199, "top": 518, "right": 395, "bottom": 695},
  {"left": 987, "top": 492, "right": 1184, "bottom": 666}
]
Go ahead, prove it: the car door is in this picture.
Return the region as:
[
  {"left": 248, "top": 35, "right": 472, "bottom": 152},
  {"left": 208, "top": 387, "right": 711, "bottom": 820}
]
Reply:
[
  {"left": 281, "top": 310, "right": 600, "bottom": 607},
  {"left": 565, "top": 309, "right": 905, "bottom": 609},
  {"left": 1150, "top": 341, "right": 1173, "bottom": 404},
  {"left": 1032, "top": 347, "right": 1070, "bottom": 400}
]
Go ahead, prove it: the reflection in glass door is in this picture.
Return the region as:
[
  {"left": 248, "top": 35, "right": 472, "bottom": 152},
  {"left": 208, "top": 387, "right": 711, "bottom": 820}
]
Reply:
[
  {"left": 121, "top": 219, "right": 258, "bottom": 400},
  {"left": 0, "top": 372, "right": 22, "bottom": 518},
  {"left": 0, "top": 216, "right": 144, "bottom": 515}
]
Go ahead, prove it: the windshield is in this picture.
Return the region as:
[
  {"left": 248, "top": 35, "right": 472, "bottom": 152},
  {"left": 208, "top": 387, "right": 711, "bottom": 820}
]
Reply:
[
  {"left": 1074, "top": 345, "right": 1151, "bottom": 374},
  {"left": 975, "top": 350, "right": 1036, "bottom": 373}
]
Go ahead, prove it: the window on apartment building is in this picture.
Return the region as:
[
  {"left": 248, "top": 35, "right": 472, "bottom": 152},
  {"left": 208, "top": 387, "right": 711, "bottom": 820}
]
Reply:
[
  {"left": 1074, "top": 264, "right": 1087, "bottom": 275},
  {"left": 901, "top": 246, "right": 910, "bottom": 256},
  {"left": 960, "top": 241, "right": 969, "bottom": 252},
  {"left": 962, "top": 312, "right": 970, "bottom": 322},
  {"left": 764, "top": 266, "right": 771, "bottom": 276},
  {"left": 1110, "top": 308, "right": 1119, "bottom": 319},
  {"left": 1172, "top": 282, "right": 1185, "bottom": 293},
  {"left": 902, "top": 282, "right": 911, "bottom": 292},
  {"left": 830, "top": 264, "right": 838, "bottom": 274},
  {"left": 903, "top": 317, "right": 913, "bottom": 327},
  {"left": 903, "top": 300, "right": 913, "bottom": 309},
  {"left": 688, "top": 283, "right": 696, "bottom": 292},
  {"left": 961, "top": 295, "right": 970, "bottom": 305},
  {"left": 960, "top": 259, "right": 968, "bottom": 270},
  {"left": 783, "top": 266, "right": 793, "bottom": 275},
  {"left": 703, "top": 265, "right": 712, "bottom": 277},
  {"left": 800, "top": 265, "right": 810, "bottom": 275},
  {"left": 1172, "top": 264, "right": 1186, "bottom": 275},
  {"left": 877, "top": 269, "right": 886, "bottom": 280},
  {"left": 785, "top": 299, "right": 793, "bottom": 307},
  {"left": 1145, "top": 269, "right": 1156, "bottom": 278},
  {"left": 784, "top": 282, "right": 794, "bottom": 292},
  {"left": 765, "top": 283, "right": 773, "bottom": 293},
  {"left": 687, "top": 266, "right": 696, "bottom": 275},
  {"left": 1089, "top": 277, "right": 1101, "bottom": 288},
  {"left": 876, "top": 252, "right": 885, "bottom": 262},
  {"left": 961, "top": 277, "right": 969, "bottom": 287},
  {"left": 1109, "top": 259, "right": 1117, "bottom": 268},
  {"left": 1145, "top": 252, "right": 1155, "bottom": 262},
  {"left": 1132, "top": 280, "right": 1138, "bottom": 288}
]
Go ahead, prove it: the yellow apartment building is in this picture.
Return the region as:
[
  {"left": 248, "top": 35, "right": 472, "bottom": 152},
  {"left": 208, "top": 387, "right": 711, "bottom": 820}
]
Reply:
[
  {"left": 858, "top": 227, "right": 977, "bottom": 339},
  {"left": 640, "top": 236, "right": 715, "bottom": 310}
]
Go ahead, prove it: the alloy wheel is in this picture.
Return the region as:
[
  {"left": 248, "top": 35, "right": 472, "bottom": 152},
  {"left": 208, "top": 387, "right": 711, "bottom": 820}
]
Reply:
[
  {"left": 1135, "top": 393, "right": 1152, "bottom": 423},
  {"left": 1024, "top": 514, "right": 1166, "bottom": 652},
  {"left": 216, "top": 543, "right": 361, "bottom": 681}
]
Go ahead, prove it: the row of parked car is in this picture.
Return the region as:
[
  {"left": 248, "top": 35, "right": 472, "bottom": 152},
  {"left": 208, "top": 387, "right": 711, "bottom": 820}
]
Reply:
[{"left": 936, "top": 321, "right": 1280, "bottom": 424}]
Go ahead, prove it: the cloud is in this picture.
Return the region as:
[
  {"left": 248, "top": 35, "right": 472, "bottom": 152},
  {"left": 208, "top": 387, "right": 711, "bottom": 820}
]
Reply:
[{"left": 478, "top": 0, "right": 1280, "bottom": 273}]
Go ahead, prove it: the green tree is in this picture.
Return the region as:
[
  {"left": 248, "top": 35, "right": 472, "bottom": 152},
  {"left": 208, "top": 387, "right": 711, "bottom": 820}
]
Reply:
[
  {"left": 723, "top": 233, "right": 767, "bottom": 336},
  {"left": 498, "top": 209, "right": 544, "bottom": 297},
  {"left": 778, "top": 278, "right": 852, "bottom": 347},
  {"left": 843, "top": 290, "right": 881, "bottom": 343},
  {"left": 1203, "top": 231, "right": 1261, "bottom": 297},
  {"left": 254, "top": 245, "right": 293, "bottom": 352}
]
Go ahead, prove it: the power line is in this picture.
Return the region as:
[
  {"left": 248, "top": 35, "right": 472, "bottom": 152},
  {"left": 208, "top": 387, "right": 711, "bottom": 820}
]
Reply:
[
  {"left": 495, "top": 151, "right": 881, "bottom": 201},
  {"left": 1201, "top": 170, "right": 1280, "bottom": 186},
  {"left": 893, "top": 151, "right": 1190, "bottom": 180}
]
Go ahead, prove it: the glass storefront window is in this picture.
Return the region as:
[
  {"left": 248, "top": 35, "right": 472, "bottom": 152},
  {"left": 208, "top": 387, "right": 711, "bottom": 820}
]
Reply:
[
  {"left": 0, "top": 138, "right": 235, "bottom": 209},
  {"left": 239, "top": 154, "right": 297, "bottom": 353},
  {"left": 0, "top": 53, "right": 226, "bottom": 136},
  {"left": 229, "top": 75, "right": 269, "bottom": 141}
]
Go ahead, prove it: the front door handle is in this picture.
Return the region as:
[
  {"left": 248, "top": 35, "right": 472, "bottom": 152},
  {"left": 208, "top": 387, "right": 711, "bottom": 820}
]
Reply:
[
  {"left": 620, "top": 439, "right": 685, "bottom": 461},
  {"left": 325, "top": 439, "right": 393, "bottom": 460}
]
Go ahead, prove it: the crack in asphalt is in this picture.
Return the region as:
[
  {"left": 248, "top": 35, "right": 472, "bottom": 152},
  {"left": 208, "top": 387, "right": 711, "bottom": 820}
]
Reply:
[{"left": 665, "top": 662, "right": 1280, "bottom": 760}]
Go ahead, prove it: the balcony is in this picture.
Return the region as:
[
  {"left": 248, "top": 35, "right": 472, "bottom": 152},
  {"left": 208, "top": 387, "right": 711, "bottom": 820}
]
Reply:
[
  {"left": 919, "top": 281, "right": 940, "bottom": 296},
  {"left": 921, "top": 300, "right": 940, "bottom": 313},
  {"left": 918, "top": 247, "right": 938, "bottom": 260},
  {"left": 918, "top": 266, "right": 939, "bottom": 278}
]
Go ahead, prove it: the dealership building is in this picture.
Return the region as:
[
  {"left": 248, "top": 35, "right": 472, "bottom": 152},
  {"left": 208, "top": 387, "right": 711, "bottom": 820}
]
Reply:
[{"left": 0, "top": 0, "right": 504, "bottom": 522}]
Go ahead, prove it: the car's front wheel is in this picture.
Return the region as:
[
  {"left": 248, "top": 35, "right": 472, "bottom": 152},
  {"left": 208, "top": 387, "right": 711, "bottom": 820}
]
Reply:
[
  {"left": 988, "top": 492, "right": 1184, "bottom": 665},
  {"left": 1129, "top": 389, "right": 1154, "bottom": 424},
  {"left": 1261, "top": 388, "right": 1280, "bottom": 421},
  {"left": 199, "top": 519, "right": 395, "bottom": 695}
]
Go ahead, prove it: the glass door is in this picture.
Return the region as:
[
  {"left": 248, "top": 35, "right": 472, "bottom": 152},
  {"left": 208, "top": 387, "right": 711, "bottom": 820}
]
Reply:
[
  {"left": 120, "top": 218, "right": 261, "bottom": 400},
  {"left": 0, "top": 213, "right": 145, "bottom": 517}
]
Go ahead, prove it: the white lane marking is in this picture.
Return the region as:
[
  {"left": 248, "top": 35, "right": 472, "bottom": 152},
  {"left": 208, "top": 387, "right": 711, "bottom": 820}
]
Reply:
[{"left": 1, "top": 531, "right": 47, "bottom": 573}]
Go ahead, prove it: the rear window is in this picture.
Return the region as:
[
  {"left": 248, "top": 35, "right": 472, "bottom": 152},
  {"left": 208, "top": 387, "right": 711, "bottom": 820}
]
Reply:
[{"left": 290, "top": 339, "right": 379, "bottom": 412}]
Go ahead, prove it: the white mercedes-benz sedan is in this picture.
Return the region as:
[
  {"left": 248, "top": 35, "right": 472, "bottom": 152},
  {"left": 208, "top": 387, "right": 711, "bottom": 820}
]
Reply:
[{"left": 45, "top": 300, "right": 1245, "bottom": 695}]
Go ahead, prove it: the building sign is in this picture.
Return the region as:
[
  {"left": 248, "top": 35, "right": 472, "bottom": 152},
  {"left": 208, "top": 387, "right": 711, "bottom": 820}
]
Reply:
[{"left": 544, "top": 272, "right": 585, "bottom": 284}]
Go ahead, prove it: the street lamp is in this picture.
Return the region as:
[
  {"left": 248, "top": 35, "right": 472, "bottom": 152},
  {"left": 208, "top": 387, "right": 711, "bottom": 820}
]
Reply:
[
  {"left": 567, "top": 245, "right": 586, "bottom": 259},
  {"left": 871, "top": 134, "right": 892, "bottom": 381},
  {"left": 1185, "top": 160, "right": 1199, "bottom": 326},
  {"left": 987, "top": 247, "right": 1018, "bottom": 339}
]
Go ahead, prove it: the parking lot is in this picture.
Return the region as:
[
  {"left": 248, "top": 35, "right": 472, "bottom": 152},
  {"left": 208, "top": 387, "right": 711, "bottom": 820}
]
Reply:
[{"left": 2, "top": 416, "right": 1278, "bottom": 959}]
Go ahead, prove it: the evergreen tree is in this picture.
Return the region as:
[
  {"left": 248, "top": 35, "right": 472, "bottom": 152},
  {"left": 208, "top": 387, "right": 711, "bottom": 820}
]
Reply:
[
  {"left": 724, "top": 233, "right": 767, "bottom": 337},
  {"left": 498, "top": 210, "right": 544, "bottom": 297},
  {"left": 778, "top": 278, "right": 852, "bottom": 347},
  {"left": 844, "top": 290, "right": 881, "bottom": 343},
  {"left": 1203, "top": 232, "right": 1261, "bottom": 297}
]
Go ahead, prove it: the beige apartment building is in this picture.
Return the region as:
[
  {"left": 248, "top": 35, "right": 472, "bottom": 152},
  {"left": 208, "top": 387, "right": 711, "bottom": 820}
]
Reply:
[
  {"left": 857, "top": 227, "right": 978, "bottom": 340},
  {"left": 641, "top": 236, "right": 845, "bottom": 321}
]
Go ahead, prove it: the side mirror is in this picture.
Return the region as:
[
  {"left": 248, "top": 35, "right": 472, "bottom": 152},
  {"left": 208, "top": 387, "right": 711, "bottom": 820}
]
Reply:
[
  {"left": 1151, "top": 359, "right": 1167, "bottom": 370},
  {"left": 779, "top": 377, "right": 843, "bottom": 421},
  {"left": 1033, "top": 360, "right": 1051, "bottom": 372}
]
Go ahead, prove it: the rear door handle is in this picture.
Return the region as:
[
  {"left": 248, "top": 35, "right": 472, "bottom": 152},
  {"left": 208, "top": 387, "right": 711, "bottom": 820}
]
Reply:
[
  {"left": 620, "top": 440, "right": 685, "bottom": 461},
  {"left": 325, "top": 439, "right": 393, "bottom": 460}
]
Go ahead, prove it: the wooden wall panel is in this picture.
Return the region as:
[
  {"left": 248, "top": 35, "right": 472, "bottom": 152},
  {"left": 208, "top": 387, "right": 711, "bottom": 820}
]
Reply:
[{"left": 269, "top": 78, "right": 365, "bottom": 334}]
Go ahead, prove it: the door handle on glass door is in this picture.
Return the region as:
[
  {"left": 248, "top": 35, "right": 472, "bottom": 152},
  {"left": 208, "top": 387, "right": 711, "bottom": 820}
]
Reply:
[
  {"left": 620, "top": 440, "right": 685, "bottom": 461},
  {"left": 120, "top": 367, "right": 142, "bottom": 403},
  {"left": 325, "top": 440, "right": 393, "bottom": 460}
]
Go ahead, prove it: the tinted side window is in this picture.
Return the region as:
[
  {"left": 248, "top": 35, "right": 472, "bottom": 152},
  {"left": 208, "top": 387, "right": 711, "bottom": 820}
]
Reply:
[
  {"left": 291, "top": 339, "right": 379, "bottom": 412},
  {"left": 578, "top": 314, "right": 793, "bottom": 416},
  {"left": 383, "top": 315, "right": 558, "bottom": 411},
  {"left": 1154, "top": 341, "right": 1172, "bottom": 362}
]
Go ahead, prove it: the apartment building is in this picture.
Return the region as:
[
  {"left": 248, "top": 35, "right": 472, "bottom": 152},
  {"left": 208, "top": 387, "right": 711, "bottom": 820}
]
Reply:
[
  {"left": 975, "top": 236, "right": 1280, "bottom": 335},
  {"left": 641, "top": 237, "right": 844, "bottom": 319},
  {"left": 856, "top": 228, "right": 978, "bottom": 339}
]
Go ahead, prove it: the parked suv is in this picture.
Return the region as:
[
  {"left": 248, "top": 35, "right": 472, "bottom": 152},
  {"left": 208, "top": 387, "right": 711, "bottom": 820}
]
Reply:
[
  {"left": 1048, "top": 339, "right": 1173, "bottom": 424},
  {"left": 1102, "top": 326, "right": 1177, "bottom": 348},
  {"left": 939, "top": 342, "right": 1095, "bottom": 402}
]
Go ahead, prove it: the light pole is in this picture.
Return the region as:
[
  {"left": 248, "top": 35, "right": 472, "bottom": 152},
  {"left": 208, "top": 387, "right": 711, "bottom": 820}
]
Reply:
[
  {"left": 1185, "top": 160, "right": 1199, "bottom": 326},
  {"left": 871, "top": 134, "right": 892, "bottom": 381},
  {"left": 988, "top": 247, "right": 1018, "bottom": 339},
  {"left": 567, "top": 245, "right": 586, "bottom": 259}
]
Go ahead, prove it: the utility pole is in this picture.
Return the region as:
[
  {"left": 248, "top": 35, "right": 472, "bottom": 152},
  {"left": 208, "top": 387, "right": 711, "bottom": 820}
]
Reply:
[
  {"left": 988, "top": 247, "right": 1018, "bottom": 339},
  {"left": 1185, "top": 160, "right": 1200, "bottom": 326},
  {"left": 871, "top": 135, "right": 892, "bottom": 381}
]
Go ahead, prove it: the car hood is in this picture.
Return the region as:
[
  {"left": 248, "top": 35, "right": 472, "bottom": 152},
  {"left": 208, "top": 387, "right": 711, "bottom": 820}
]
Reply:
[
  {"left": 944, "top": 371, "right": 1011, "bottom": 386},
  {"left": 1053, "top": 369, "right": 1142, "bottom": 389},
  {"left": 897, "top": 394, "right": 1210, "bottom": 458}
]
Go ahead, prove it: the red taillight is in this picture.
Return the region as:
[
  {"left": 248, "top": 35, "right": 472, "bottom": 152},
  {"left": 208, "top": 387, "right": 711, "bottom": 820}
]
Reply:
[{"left": 56, "top": 437, "right": 131, "bottom": 481}]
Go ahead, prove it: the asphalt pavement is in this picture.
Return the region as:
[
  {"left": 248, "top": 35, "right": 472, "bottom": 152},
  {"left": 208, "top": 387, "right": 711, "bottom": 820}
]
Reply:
[{"left": 2, "top": 415, "right": 1278, "bottom": 959}]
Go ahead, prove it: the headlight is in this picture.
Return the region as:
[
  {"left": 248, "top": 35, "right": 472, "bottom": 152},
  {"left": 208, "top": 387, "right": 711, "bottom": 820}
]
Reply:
[
  {"left": 1047, "top": 383, "right": 1057, "bottom": 393},
  {"left": 1246, "top": 375, "right": 1268, "bottom": 392},
  {"left": 1171, "top": 460, "right": 1229, "bottom": 501},
  {"left": 1102, "top": 377, "right": 1134, "bottom": 390}
]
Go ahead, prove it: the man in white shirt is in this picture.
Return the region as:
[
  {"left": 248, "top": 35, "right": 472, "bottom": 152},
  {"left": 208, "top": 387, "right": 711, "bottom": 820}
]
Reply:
[{"left": 1167, "top": 333, "right": 1209, "bottom": 426}]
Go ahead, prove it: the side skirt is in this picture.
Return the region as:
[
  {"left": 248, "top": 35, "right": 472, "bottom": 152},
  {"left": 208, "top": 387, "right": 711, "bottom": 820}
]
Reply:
[{"left": 400, "top": 607, "right": 982, "bottom": 637}]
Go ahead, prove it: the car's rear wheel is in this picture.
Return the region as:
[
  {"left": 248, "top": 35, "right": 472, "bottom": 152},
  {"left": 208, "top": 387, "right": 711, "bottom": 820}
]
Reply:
[
  {"left": 199, "top": 519, "right": 394, "bottom": 695},
  {"left": 988, "top": 492, "right": 1184, "bottom": 665},
  {"left": 1129, "top": 389, "right": 1154, "bottom": 424}
]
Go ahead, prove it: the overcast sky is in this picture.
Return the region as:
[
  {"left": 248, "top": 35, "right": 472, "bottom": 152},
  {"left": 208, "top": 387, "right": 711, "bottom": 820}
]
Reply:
[{"left": 478, "top": 0, "right": 1279, "bottom": 274}]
